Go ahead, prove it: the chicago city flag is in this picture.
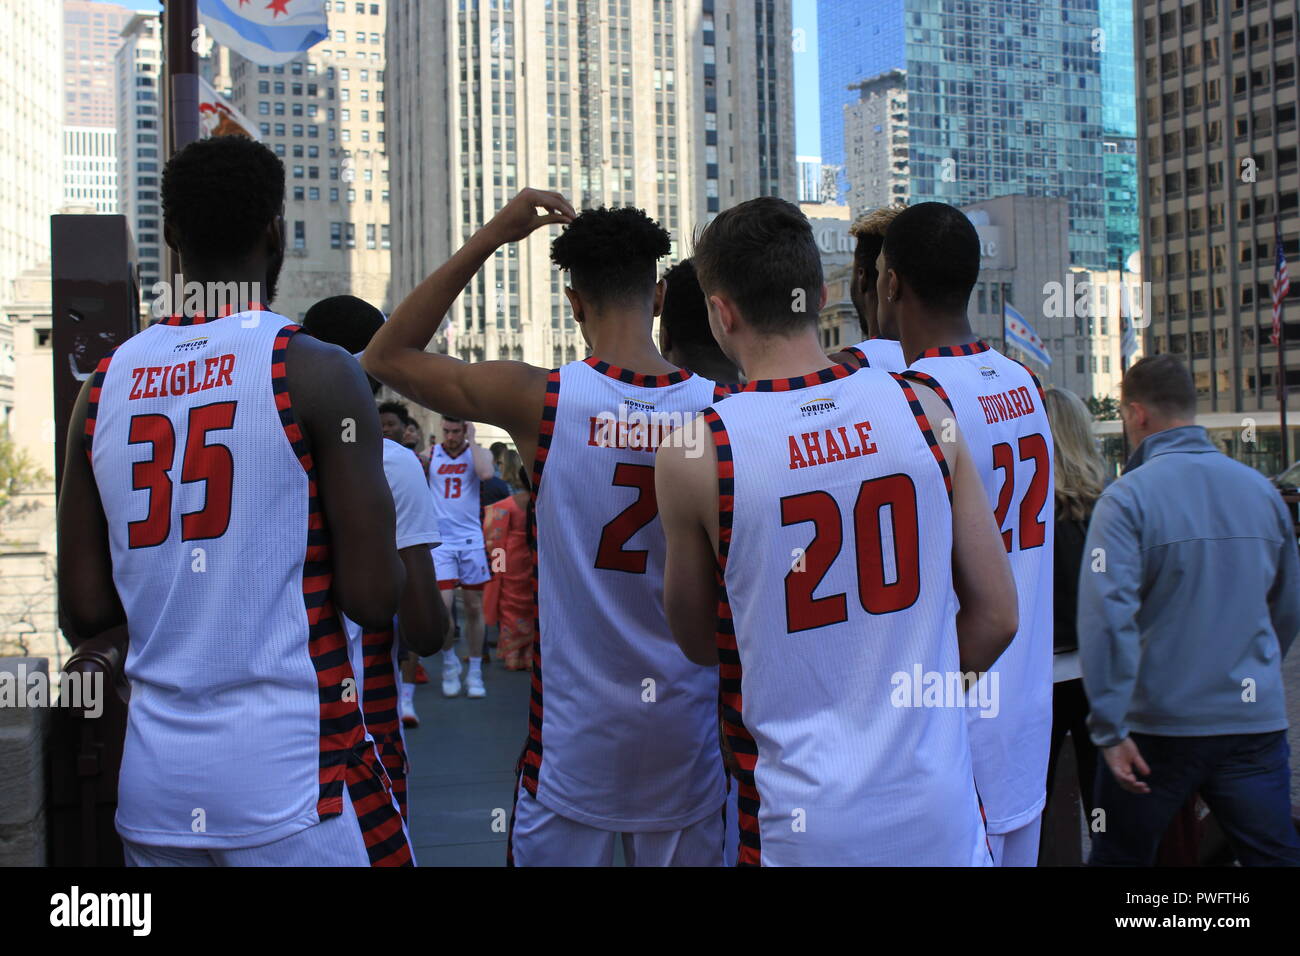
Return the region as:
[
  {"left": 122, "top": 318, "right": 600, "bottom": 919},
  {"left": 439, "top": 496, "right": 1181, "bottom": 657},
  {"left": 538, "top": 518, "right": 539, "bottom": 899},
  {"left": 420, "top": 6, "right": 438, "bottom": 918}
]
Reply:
[
  {"left": 198, "top": 0, "right": 329, "bottom": 66},
  {"left": 1004, "top": 302, "right": 1052, "bottom": 367}
]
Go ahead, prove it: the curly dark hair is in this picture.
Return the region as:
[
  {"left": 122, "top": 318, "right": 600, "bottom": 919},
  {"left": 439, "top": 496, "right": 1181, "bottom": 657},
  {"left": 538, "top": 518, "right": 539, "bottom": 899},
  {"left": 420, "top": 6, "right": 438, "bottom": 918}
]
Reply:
[
  {"left": 550, "top": 206, "right": 671, "bottom": 306},
  {"left": 377, "top": 400, "right": 412, "bottom": 425},
  {"left": 161, "top": 136, "right": 285, "bottom": 263}
]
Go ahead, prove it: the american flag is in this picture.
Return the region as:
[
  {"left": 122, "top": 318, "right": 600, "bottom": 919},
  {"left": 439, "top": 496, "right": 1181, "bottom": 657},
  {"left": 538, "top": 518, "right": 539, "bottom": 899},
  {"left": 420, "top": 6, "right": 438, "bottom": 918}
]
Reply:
[{"left": 1273, "top": 221, "right": 1290, "bottom": 347}]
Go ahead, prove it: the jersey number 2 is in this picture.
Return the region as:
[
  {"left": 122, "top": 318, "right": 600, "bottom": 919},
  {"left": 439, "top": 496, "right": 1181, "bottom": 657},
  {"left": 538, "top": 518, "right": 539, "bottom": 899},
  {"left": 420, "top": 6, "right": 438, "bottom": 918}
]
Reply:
[
  {"left": 128, "top": 402, "right": 237, "bottom": 548},
  {"left": 595, "top": 463, "right": 657, "bottom": 574},
  {"left": 781, "top": 474, "right": 921, "bottom": 633}
]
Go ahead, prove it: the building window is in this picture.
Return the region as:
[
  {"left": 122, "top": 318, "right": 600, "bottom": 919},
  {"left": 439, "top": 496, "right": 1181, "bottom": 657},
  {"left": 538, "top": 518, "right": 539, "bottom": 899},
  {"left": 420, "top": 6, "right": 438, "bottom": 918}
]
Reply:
[
  {"left": 330, "top": 222, "right": 342, "bottom": 248},
  {"left": 294, "top": 221, "right": 306, "bottom": 250}
]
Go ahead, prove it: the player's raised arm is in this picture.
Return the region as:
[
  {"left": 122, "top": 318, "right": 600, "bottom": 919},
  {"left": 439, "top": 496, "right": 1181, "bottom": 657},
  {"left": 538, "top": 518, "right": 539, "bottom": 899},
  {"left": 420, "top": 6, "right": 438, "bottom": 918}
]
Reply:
[
  {"left": 362, "top": 188, "right": 576, "bottom": 446},
  {"left": 57, "top": 377, "right": 127, "bottom": 647},
  {"left": 287, "top": 333, "right": 405, "bottom": 630},
  {"left": 466, "top": 422, "right": 496, "bottom": 481},
  {"left": 914, "top": 383, "right": 1018, "bottom": 673},
  {"left": 656, "top": 419, "right": 720, "bottom": 667}
]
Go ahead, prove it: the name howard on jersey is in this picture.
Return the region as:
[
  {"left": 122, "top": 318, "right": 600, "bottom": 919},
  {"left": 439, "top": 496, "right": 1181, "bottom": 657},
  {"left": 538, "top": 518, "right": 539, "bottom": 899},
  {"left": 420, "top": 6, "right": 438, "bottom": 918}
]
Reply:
[
  {"left": 126, "top": 354, "right": 236, "bottom": 400},
  {"left": 787, "top": 420, "right": 879, "bottom": 471},
  {"left": 976, "top": 385, "right": 1038, "bottom": 426}
]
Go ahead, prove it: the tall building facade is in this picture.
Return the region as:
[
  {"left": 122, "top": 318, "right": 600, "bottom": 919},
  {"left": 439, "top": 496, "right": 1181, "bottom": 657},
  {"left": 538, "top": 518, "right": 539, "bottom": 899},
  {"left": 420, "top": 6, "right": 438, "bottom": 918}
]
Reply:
[
  {"left": 116, "top": 13, "right": 164, "bottom": 296},
  {"left": 0, "top": 0, "right": 62, "bottom": 304},
  {"left": 226, "top": 0, "right": 392, "bottom": 321},
  {"left": 817, "top": 0, "right": 905, "bottom": 198},
  {"left": 1137, "top": 0, "right": 1299, "bottom": 434},
  {"left": 387, "top": 0, "right": 796, "bottom": 377},
  {"left": 818, "top": 0, "right": 1108, "bottom": 270},
  {"left": 843, "top": 68, "right": 908, "bottom": 216},
  {"left": 1099, "top": 0, "right": 1140, "bottom": 268},
  {"left": 63, "top": 126, "right": 118, "bottom": 214},
  {"left": 64, "top": 0, "right": 134, "bottom": 128}
]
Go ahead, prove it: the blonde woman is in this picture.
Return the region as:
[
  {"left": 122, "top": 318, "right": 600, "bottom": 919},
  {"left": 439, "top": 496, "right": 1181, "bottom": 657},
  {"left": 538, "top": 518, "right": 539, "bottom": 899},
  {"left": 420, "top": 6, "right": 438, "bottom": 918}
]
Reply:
[{"left": 1039, "top": 387, "right": 1109, "bottom": 862}]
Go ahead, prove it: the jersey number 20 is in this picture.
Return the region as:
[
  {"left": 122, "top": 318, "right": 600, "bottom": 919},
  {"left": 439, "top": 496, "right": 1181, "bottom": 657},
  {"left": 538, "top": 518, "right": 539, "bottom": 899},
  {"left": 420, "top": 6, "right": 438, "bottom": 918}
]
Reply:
[
  {"left": 781, "top": 473, "right": 921, "bottom": 633},
  {"left": 127, "top": 402, "right": 237, "bottom": 548}
]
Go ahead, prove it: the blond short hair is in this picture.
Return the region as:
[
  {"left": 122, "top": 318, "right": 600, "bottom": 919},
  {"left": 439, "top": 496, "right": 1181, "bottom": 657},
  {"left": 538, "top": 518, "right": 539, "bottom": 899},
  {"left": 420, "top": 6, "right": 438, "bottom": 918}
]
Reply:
[{"left": 849, "top": 205, "right": 905, "bottom": 240}]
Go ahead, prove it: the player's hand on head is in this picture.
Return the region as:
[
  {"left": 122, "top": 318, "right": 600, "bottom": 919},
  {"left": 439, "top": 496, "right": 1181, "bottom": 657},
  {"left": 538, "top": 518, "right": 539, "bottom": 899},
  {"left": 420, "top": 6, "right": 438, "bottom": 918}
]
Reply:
[{"left": 487, "top": 188, "right": 577, "bottom": 243}]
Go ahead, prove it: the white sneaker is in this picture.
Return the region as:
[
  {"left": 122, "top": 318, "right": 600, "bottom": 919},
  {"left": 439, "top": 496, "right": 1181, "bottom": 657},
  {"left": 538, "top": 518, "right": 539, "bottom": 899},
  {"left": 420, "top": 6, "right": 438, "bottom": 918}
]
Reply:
[
  {"left": 442, "top": 659, "right": 462, "bottom": 698},
  {"left": 466, "top": 669, "right": 486, "bottom": 699},
  {"left": 400, "top": 691, "right": 419, "bottom": 728}
]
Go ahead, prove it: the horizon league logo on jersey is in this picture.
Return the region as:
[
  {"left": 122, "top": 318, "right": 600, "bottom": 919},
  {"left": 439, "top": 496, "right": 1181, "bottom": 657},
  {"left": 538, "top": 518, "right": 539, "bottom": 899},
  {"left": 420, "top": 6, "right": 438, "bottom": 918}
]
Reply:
[{"left": 798, "top": 396, "right": 837, "bottom": 418}]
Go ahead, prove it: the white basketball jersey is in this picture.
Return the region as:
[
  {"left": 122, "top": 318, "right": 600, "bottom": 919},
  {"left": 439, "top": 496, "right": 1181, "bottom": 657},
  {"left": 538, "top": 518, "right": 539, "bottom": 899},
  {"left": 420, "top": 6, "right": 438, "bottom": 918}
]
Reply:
[
  {"left": 907, "top": 340, "right": 1054, "bottom": 834},
  {"left": 708, "top": 363, "right": 989, "bottom": 866},
  {"left": 524, "top": 357, "right": 728, "bottom": 830},
  {"left": 844, "top": 337, "right": 906, "bottom": 373},
  {"left": 87, "top": 311, "right": 398, "bottom": 855},
  {"left": 428, "top": 441, "right": 483, "bottom": 549}
]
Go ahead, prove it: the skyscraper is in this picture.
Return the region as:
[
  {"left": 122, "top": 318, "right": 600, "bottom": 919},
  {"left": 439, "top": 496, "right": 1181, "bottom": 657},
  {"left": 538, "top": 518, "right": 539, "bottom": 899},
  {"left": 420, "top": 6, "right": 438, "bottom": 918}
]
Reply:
[
  {"left": 1099, "top": 0, "right": 1139, "bottom": 268},
  {"left": 63, "top": 0, "right": 134, "bottom": 128},
  {"left": 843, "top": 68, "right": 908, "bottom": 216},
  {"left": 116, "top": 13, "right": 164, "bottom": 296},
  {"left": 0, "top": 0, "right": 62, "bottom": 304},
  {"left": 226, "top": 0, "right": 392, "bottom": 321},
  {"left": 817, "top": 0, "right": 906, "bottom": 199},
  {"left": 387, "top": 0, "right": 795, "bottom": 374},
  {"left": 819, "top": 0, "right": 1108, "bottom": 271},
  {"left": 63, "top": 126, "right": 118, "bottom": 214},
  {"left": 1136, "top": 0, "right": 1299, "bottom": 433}
]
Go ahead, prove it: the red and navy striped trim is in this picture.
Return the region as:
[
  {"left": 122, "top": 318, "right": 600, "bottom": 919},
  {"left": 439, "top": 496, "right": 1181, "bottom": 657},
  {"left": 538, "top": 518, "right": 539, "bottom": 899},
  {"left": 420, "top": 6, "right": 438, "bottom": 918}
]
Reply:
[
  {"left": 899, "top": 369, "right": 955, "bottom": 415},
  {"left": 519, "top": 369, "right": 561, "bottom": 798},
  {"left": 583, "top": 356, "right": 692, "bottom": 388},
  {"left": 157, "top": 301, "right": 267, "bottom": 327},
  {"left": 83, "top": 348, "right": 120, "bottom": 463},
  {"left": 1012, "top": 359, "right": 1048, "bottom": 403},
  {"left": 844, "top": 345, "right": 869, "bottom": 367},
  {"left": 271, "top": 324, "right": 412, "bottom": 866},
  {"left": 890, "top": 373, "right": 953, "bottom": 502},
  {"left": 740, "top": 362, "right": 857, "bottom": 393},
  {"left": 914, "top": 339, "right": 990, "bottom": 360},
  {"left": 712, "top": 381, "right": 743, "bottom": 401},
  {"left": 705, "top": 408, "right": 761, "bottom": 867},
  {"left": 360, "top": 625, "right": 408, "bottom": 821}
]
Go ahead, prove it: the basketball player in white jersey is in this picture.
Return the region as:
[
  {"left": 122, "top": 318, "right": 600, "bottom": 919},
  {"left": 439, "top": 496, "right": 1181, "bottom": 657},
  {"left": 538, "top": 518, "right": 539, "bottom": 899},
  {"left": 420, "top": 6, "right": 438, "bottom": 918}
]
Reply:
[
  {"left": 56, "top": 137, "right": 413, "bottom": 866},
  {"left": 882, "top": 202, "right": 1055, "bottom": 866},
  {"left": 656, "top": 197, "right": 1017, "bottom": 866},
  {"left": 301, "top": 295, "right": 448, "bottom": 793},
  {"left": 363, "top": 190, "right": 730, "bottom": 866},
  {"left": 829, "top": 206, "right": 906, "bottom": 372},
  {"left": 427, "top": 415, "right": 495, "bottom": 698}
]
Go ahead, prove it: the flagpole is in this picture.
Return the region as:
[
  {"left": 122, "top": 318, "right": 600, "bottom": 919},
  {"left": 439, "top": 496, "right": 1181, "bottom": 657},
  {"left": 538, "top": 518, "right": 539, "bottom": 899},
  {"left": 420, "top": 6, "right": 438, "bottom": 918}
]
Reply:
[
  {"left": 162, "top": 0, "right": 200, "bottom": 290},
  {"left": 164, "top": 0, "right": 202, "bottom": 157},
  {"left": 1278, "top": 215, "right": 1289, "bottom": 469}
]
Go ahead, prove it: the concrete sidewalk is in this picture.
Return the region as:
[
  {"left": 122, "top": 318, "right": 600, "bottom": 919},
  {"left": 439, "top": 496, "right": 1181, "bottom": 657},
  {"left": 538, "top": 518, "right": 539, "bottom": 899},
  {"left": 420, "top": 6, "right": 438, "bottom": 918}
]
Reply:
[{"left": 403, "top": 658, "right": 531, "bottom": 867}]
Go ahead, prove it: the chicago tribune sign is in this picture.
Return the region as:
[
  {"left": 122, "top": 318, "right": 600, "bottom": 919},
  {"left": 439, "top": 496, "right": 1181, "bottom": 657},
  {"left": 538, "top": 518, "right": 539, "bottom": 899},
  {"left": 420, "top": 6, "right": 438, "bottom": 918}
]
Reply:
[{"left": 807, "top": 219, "right": 1002, "bottom": 266}]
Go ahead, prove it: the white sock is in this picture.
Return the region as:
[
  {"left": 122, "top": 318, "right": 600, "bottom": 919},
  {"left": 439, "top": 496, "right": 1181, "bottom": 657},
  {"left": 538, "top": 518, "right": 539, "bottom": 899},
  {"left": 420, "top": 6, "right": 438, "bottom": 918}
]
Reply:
[
  {"left": 400, "top": 681, "right": 415, "bottom": 702},
  {"left": 442, "top": 650, "right": 459, "bottom": 675},
  {"left": 468, "top": 657, "right": 482, "bottom": 677}
]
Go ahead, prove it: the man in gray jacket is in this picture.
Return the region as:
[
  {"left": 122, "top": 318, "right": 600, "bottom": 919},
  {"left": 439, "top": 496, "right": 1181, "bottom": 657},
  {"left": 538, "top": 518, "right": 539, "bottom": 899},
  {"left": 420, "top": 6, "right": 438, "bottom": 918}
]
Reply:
[{"left": 1079, "top": 354, "right": 1300, "bottom": 865}]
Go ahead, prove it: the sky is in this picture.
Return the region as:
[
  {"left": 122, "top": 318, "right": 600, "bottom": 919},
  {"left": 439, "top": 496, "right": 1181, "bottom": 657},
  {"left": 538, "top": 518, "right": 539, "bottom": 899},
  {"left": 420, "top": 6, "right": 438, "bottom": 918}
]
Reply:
[
  {"left": 97, "top": 0, "right": 825, "bottom": 159},
  {"left": 792, "top": 0, "right": 821, "bottom": 159}
]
